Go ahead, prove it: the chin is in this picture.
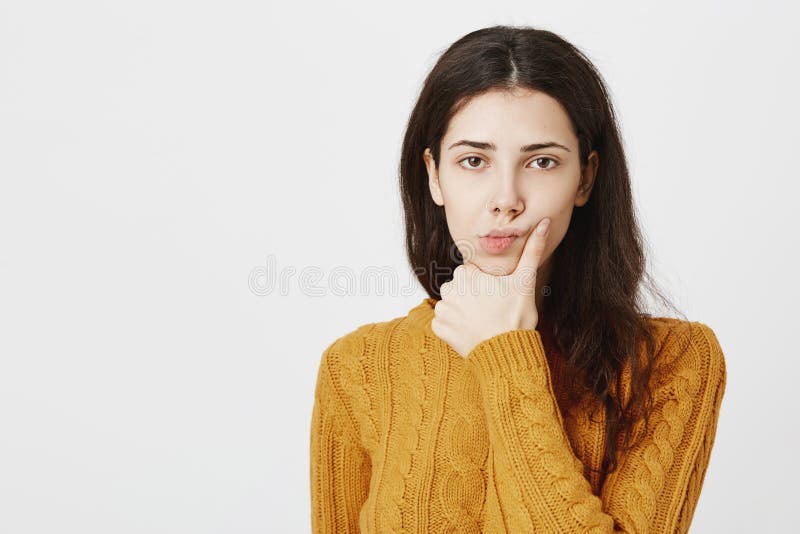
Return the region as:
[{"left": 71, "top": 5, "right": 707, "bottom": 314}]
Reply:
[{"left": 475, "top": 258, "right": 515, "bottom": 276}]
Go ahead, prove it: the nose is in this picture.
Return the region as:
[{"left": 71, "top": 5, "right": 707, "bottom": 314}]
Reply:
[{"left": 486, "top": 179, "right": 524, "bottom": 217}]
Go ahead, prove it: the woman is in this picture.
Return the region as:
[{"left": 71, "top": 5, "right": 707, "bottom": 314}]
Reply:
[{"left": 310, "top": 25, "right": 726, "bottom": 533}]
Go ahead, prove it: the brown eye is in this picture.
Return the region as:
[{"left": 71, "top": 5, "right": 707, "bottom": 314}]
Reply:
[
  {"left": 457, "top": 156, "right": 486, "bottom": 170},
  {"left": 530, "top": 157, "right": 558, "bottom": 170}
]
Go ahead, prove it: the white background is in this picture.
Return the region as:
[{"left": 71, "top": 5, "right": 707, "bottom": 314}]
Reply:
[{"left": 1, "top": 1, "right": 798, "bottom": 532}]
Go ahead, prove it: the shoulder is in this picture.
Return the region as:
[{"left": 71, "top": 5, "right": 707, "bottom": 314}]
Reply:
[
  {"left": 316, "top": 314, "right": 408, "bottom": 387},
  {"left": 643, "top": 316, "right": 727, "bottom": 395},
  {"left": 318, "top": 298, "right": 433, "bottom": 370},
  {"left": 313, "top": 314, "right": 411, "bottom": 451},
  {"left": 321, "top": 314, "right": 407, "bottom": 358},
  {"left": 318, "top": 320, "right": 389, "bottom": 378}
]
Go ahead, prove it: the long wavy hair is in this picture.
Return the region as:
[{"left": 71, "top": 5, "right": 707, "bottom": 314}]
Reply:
[{"left": 399, "top": 25, "right": 691, "bottom": 479}]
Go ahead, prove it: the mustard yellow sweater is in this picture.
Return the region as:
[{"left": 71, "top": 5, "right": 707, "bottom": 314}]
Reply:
[{"left": 310, "top": 298, "right": 727, "bottom": 533}]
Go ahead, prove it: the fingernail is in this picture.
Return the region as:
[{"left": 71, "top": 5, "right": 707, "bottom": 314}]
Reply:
[{"left": 537, "top": 218, "right": 550, "bottom": 235}]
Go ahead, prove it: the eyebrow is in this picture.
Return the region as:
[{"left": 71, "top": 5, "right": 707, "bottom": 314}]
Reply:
[{"left": 447, "top": 139, "right": 571, "bottom": 153}]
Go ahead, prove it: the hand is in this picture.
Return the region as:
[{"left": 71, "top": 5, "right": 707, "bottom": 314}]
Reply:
[{"left": 431, "top": 217, "right": 551, "bottom": 358}]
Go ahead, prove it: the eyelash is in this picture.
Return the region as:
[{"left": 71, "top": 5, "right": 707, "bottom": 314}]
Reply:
[{"left": 457, "top": 155, "right": 559, "bottom": 172}]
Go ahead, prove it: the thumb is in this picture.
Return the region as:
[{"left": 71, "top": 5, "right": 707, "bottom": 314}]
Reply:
[{"left": 513, "top": 217, "right": 550, "bottom": 284}]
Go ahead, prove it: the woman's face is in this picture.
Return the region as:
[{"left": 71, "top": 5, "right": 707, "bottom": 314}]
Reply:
[{"left": 424, "top": 87, "right": 599, "bottom": 279}]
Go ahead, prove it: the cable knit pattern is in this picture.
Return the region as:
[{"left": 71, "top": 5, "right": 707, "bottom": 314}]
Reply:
[
  {"left": 379, "top": 321, "right": 429, "bottom": 533},
  {"left": 310, "top": 298, "right": 727, "bottom": 533},
  {"left": 437, "top": 365, "right": 488, "bottom": 533},
  {"left": 310, "top": 331, "right": 373, "bottom": 533},
  {"left": 336, "top": 324, "right": 380, "bottom": 454}
]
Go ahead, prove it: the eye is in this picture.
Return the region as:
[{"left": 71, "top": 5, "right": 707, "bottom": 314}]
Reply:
[
  {"left": 457, "top": 155, "right": 560, "bottom": 171},
  {"left": 457, "top": 155, "right": 486, "bottom": 170},
  {"left": 529, "top": 157, "right": 559, "bottom": 171}
]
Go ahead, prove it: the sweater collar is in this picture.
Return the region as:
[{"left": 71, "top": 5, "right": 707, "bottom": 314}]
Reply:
[
  {"left": 406, "top": 297, "right": 438, "bottom": 338},
  {"left": 406, "top": 296, "right": 562, "bottom": 363}
]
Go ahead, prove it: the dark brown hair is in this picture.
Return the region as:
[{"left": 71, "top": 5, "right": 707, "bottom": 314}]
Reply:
[{"left": 399, "top": 25, "right": 691, "bottom": 479}]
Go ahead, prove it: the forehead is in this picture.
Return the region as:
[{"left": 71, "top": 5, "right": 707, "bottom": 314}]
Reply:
[{"left": 443, "top": 88, "right": 576, "bottom": 147}]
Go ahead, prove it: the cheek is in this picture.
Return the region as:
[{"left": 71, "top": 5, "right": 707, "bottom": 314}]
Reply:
[
  {"left": 440, "top": 176, "right": 482, "bottom": 205},
  {"left": 527, "top": 186, "right": 575, "bottom": 249},
  {"left": 518, "top": 189, "right": 571, "bottom": 236},
  {"left": 441, "top": 184, "right": 482, "bottom": 226},
  {"left": 440, "top": 203, "right": 473, "bottom": 256},
  {"left": 544, "top": 205, "right": 574, "bottom": 257},
  {"left": 527, "top": 179, "right": 575, "bottom": 207}
]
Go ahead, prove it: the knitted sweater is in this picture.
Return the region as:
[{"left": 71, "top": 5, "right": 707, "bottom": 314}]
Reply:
[{"left": 309, "top": 297, "right": 727, "bottom": 533}]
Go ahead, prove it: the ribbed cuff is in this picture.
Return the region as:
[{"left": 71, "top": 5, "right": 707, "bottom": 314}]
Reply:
[{"left": 466, "top": 328, "right": 547, "bottom": 378}]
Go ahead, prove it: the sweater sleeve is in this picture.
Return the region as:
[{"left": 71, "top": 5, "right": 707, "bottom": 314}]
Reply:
[
  {"left": 464, "top": 322, "right": 726, "bottom": 533},
  {"left": 309, "top": 345, "right": 372, "bottom": 533}
]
